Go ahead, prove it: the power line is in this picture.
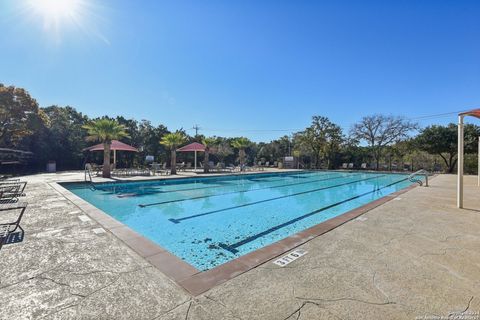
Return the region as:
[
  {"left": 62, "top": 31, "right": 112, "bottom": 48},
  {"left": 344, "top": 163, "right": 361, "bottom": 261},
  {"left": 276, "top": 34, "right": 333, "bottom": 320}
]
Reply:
[
  {"left": 198, "top": 109, "right": 477, "bottom": 135},
  {"left": 409, "top": 109, "right": 470, "bottom": 120}
]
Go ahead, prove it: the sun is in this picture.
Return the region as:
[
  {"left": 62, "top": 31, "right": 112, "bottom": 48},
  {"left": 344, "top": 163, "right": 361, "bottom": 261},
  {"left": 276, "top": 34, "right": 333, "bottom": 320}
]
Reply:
[
  {"left": 27, "top": 0, "right": 86, "bottom": 37},
  {"left": 19, "top": 0, "right": 109, "bottom": 44},
  {"left": 28, "top": 0, "right": 81, "bottom": 19}
]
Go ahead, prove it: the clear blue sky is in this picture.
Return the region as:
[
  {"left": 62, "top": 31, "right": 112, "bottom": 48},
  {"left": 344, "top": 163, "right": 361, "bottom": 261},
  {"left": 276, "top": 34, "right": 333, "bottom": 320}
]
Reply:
[{"left": 1, "top": 0, "right": 480, "bottom": 141}]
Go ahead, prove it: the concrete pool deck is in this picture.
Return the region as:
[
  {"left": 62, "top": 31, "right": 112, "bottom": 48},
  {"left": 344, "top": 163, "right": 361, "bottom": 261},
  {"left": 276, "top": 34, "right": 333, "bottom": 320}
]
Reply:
[{"left": 1, "top": 171, "right": 479, "bottom": 319}]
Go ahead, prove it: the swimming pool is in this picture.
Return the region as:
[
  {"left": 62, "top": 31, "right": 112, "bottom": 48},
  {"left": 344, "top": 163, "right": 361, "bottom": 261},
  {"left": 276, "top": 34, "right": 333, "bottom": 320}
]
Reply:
[{"left": 63, "top": 171, "right": 415, "bottom": 271}]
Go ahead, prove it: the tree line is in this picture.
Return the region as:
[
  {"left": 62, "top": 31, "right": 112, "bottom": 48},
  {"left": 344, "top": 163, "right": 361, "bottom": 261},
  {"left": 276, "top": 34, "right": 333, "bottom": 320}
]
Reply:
[{"left": 1, "top": 83, "right": 480, "bottom": 174}]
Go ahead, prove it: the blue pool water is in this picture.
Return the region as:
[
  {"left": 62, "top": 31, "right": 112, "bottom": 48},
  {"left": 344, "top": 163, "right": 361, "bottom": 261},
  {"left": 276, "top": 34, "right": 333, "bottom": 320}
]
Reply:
[{"left": 63, "top": 171, "right": 415, "bottom": 270}]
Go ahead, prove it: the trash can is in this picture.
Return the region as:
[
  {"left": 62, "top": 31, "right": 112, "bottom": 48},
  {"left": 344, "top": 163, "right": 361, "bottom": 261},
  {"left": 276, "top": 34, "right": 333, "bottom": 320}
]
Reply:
[{"left": 46, "top": 161, "right": 56, "bottom": 173}]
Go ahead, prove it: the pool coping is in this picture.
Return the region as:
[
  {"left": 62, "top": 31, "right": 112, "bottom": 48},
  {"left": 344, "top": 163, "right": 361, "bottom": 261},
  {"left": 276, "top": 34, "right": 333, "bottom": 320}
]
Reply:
[{"left": 50, "top": 174, "right": 420, "bottom": 296}]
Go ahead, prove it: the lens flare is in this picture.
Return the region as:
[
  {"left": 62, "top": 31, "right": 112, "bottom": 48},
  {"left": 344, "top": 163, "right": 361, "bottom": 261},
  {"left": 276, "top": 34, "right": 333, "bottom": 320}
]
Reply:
[
  {"left": 28, "top": 0, "right": 81, "bottom": 19},
  {"left": 21, "top": 0, "right": 109, "bottom": 44}
]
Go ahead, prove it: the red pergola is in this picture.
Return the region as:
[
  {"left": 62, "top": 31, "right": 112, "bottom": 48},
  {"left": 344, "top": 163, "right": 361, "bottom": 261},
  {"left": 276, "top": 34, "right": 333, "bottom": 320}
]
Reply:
[
  {"left": 83, "top": 140, "right": 138, "bottom": 165},
  {"left": 457, "top": 109, "right": 480, "bottom": 208},
  {"left": 177, "top": 142, "right": 205, "bottom": 171}
]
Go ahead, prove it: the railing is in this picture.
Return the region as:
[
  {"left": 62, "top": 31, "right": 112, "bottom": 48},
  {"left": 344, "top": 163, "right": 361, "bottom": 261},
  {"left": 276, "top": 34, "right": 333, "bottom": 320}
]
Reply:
[
  {"left": 84, "top": 164, "right": 93, "bottom": 183},
  {"left": 408, "top": 169, "right": 429, "bottom": 187}
]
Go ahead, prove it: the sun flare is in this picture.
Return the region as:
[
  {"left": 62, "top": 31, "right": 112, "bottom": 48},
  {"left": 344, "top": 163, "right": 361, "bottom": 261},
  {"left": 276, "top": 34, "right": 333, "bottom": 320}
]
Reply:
[
  {"left": 23, "top": 0, "right": 108, "bottom": 44},
  {"left": 28, "top": 0, "right": 81, "bottom": 20}
]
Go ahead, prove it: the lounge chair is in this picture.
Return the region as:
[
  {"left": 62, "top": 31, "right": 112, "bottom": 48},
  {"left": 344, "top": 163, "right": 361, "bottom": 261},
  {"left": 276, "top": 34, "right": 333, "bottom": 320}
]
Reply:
[
  {"left": 342, "top": 163, "right": 348, "bottom": 169},
  {"left": 0, "top": 176, "right": 19, "bottom": 182},
  {"left": 0, "top": 201, "right": 27, "bottom": 251},
  {"left": 258, "top": 161, "right": 266, "bottom": 171},
  {"left": 225, "top": 164, "right": 236, "bottom": 172},
  {"left": 152, "top": 162, "right": 170, "bottom": 175},
  {"left": 207, "top": 161, "right": 217, "bottom": 171},
  {"left": 348, "top": 163, "right": 354, "bottom": 169},
  {"left": 361, "top": 163, "right": 367, "bottom": 169},
  {"left": 0, "top": 181, "right": 27, "bottom": 203},
  {"left": 86, "top": 163, "right": 102, "bottom": 176}
]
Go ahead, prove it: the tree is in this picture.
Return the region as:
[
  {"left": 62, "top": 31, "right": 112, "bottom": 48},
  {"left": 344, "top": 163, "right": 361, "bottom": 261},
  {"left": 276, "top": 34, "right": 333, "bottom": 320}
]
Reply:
[
  {"left": 323, "top": 123, "right": 344, "bottom": 169},
  {"left": 202, "top": 137, "right": 218, "bottom": 173},
  {"left": 138, "top": 120, "right": 170, "bottom": 164},
  {"left": 214, "top": 141, "right": 233, "bottom": 164},
  {"left": 41, "top": 106, "right": 89, "bottom": 169},
  {"left": 160, "top": 131, "right": 187, "bottom": 175},
  {"left": 231, "top": 137, "right": 252, "bottom": 169},
  {"left": 83, "top": 119, "right": 130, "bottom": 178},
  {"left": 350, "top": 115, "right": 418, "bottom": 170},
  {"left": 415, "top": 123, "right": 480, "bottom": 173},
  {"left": 0, "top": 84, "right": 46, "bottom": 147},
  {"left": 296, "top": 116, "right": 343, "bottom": 169}
]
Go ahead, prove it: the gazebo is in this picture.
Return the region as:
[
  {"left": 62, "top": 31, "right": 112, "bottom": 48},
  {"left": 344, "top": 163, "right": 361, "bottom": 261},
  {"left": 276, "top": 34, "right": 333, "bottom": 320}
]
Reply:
[
  {"left": 177, "top": 142, "right": 205, "bottom": 171},
  {"left": 83, "top": 140, "right": 139, "bottom": 166},
  {"left": 457, "top": 109, "right": 480, "bottom": 208}
]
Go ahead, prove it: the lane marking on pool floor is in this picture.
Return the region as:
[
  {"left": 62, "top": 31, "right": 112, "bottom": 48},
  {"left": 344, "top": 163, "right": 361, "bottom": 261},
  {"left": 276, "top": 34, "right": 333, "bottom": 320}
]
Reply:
[
  {"left": 218, "top": 177, "right": 408, "bottom": 254},
  {"left": 138, "top": 173, "right": 359, "bottom": 208},
  {"left": 104, "top": 171, "right": 317, "bottom": 196},
  {"left": 168, "top": 174, "right": 387, "bottom": 224},
  {"left": 117, "top": 173, "right": 318, "bottom": 198}
]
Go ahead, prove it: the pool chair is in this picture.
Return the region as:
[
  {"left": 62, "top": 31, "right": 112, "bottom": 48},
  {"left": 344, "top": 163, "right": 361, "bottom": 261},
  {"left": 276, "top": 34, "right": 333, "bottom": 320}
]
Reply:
[
  {"left": 210, "top": 162, "right": 223, "bottom": 172},
  {"left": 0, "top": 176, "right": 20, "bottom": 182},
  {"left": 219, "top": 163, "right": 230, "bottom": 172},
  {"left": 0, "top": 201, "right": 27, "bottom": 251},
  {"left": 0, "top": 181, "right": 27, "bottom": 203},
  {"left": 342, "top": 163, "right": 348, "bottom": 169},
  {"left": 225, "top": 164, "right": 236, "bottom": 172},
  {"left": 257, "top": 161, "right": 265, "bottom": 171},
  {"left": 361, "top": 163, "right": 367, "bottom": 169},
  {"left": 348, "top": 163, "right": 354, "bottom": 169},
  {"left": 154, "top": 163, "right": 169, "bottom": 175}
]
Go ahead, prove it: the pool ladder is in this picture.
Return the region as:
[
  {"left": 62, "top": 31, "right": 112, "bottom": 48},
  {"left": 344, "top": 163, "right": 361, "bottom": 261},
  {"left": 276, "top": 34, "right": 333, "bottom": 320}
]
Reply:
[
  {"left": 408, "top": 169, "right": 429, "bottom": 187},
  {"left": 84, "top": 165, "right": 97, "bottom": 190},
  {"left": 84, "top": 164, "right": 92, "bottom": 182}
]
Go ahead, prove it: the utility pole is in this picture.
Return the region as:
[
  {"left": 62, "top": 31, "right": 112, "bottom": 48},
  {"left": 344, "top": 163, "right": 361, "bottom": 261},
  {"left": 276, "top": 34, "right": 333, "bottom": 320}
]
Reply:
[{"left": 192, "top": 124, "right": 201, "bottom": 136}]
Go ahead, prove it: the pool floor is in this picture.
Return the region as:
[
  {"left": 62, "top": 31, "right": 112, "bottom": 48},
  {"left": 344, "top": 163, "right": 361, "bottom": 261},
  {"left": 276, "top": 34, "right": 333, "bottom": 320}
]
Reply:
[{"left": 63, "top": 171, "right": 415, "bottom": 270}]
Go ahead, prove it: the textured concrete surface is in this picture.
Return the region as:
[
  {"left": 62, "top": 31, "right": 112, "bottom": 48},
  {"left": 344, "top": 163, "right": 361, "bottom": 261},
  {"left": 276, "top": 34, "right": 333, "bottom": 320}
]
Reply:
[{"left": 1, "top": 172, "right": 479, "bottom": 319}]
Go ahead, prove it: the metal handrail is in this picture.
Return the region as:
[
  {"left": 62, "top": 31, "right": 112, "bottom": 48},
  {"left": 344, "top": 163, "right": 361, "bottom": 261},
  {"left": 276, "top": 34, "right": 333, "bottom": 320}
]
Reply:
[
  {"left": 408, "top": 169, "right": 429, "bottom": 187},
  {"left": 84, "top": 164, "right": 93, "bottom": 183}
]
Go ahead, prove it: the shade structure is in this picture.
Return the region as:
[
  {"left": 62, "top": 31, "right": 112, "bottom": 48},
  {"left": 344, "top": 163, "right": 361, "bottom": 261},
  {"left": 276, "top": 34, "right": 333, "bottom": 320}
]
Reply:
[
  {"left": 460, "top": 109, "right": 480, "bottom": 118},
  {"left": 177, "top": 142, "right": 205, "bottom": 171},
  {"left": 176, "top": 142, "right": 205, "bottom": 152},
  {"left": 83, "top": 140, "right": 138, "bottom": 165},
  {"left": 457, "top": 109, "right": 480, "bottom": 208}
]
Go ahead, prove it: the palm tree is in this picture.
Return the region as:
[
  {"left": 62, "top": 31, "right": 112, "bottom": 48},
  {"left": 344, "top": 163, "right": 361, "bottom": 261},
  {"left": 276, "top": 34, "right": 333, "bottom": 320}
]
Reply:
[
  {"left": 83, "top": 119, "right": 129, "bottom": 178},
  {"left": 231, "top": 137, "right": 252, "bottom": 170},
  {"left": 160, "top": 132, "right": 186, "bottom": 175},
  {"left": 202, "top": 137, "right": 218, "bottom": 173}
]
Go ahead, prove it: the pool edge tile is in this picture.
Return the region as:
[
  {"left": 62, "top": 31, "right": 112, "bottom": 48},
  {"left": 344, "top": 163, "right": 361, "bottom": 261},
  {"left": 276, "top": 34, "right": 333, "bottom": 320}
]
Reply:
[{"left": 146, "top": 251, "right": 200, "bottom": 282}]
